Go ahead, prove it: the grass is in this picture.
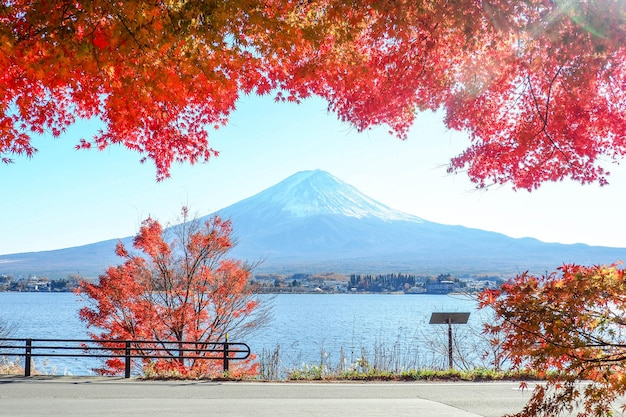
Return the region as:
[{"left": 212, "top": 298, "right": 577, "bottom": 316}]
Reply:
[
  {"left": 258, "top": 329, "right": 541, "bottom": 383},
  {"left": 0, "top": 353, "right": 540, "bottom": 382},
  {"left": 0, "top": 356, "right": 67, "bottom": 377},
  {"left": 0, "top": 357, "right": 24, "bottom": 375},
  {"left": 284, "top": 365, "right": 541, "bottom": 382}
]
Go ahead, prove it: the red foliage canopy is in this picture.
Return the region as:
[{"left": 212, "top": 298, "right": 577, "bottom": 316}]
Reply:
[{"left": 2, "top": 0, "right": 625, "bottom": 188}]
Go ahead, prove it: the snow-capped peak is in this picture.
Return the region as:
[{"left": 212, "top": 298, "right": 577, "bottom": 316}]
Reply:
[{"left": 231, "top": 170, "right": 423, "bottom": 222}]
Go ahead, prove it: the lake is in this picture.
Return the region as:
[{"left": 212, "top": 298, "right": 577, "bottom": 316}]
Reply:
[{"left": 0, "top": 292, "right": 489, "bottom": 376}]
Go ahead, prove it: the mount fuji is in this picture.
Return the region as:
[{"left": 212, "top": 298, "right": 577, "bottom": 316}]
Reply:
[{"left": 1, "top": 170, "right": 624, "bottom": 278}]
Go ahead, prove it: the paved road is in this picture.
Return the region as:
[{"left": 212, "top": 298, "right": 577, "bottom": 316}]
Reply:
[{"left": 0, "top": 376, "right": 535, "bottom": 417}]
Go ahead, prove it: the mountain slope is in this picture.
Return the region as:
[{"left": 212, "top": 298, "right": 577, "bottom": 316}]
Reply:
[
  {"left": 1, "top": 170, "right": 624, "bottom": 278},
  {"left": 215, "top": 170, "right": 625, "bottom": 274}
]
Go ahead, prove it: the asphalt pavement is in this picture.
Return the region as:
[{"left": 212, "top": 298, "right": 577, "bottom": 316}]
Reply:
[{"left": 0, "top": 376, "right": 537, "bottom": 417}]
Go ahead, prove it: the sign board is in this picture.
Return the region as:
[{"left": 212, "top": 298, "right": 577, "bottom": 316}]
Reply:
[
  {"left": 429, "top": 312, "right": 470, "bottom": 325},
  {"left": 429, "top": 312, "right": 471, "bottom": 369}
]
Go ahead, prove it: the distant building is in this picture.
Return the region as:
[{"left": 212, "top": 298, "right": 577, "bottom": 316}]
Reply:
[
  {"left": 25, "top": 276, "right": 51, "bottom": 292},
  {"left": 404, "top": 286, "right": 426, "bottom": 294},
  {"left": 425, "top": 280, "right": 455, "bottom": 294},
  {"left": 465, "top": 280, "right": 499, "bottom": 292}
]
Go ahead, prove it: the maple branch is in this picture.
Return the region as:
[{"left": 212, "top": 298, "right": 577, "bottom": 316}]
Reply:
[
  {"left": 59, "top": 3, "right": 79, "bottom": 26},
  {"left": 495, "top": 302, "right": 626, "bottom": 368},
  {"left": 113, "top": 10, "right": 147, "bottom": 53},
  {"left": 526, "top": 66, "right": 571, "bottom": 165}
]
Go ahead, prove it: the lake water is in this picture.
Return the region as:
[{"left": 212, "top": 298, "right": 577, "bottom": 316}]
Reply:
[{"left": 0, "top": 292, "right": 489, "bottom": 376}]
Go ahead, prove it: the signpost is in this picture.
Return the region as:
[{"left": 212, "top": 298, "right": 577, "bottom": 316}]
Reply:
[{"left": 429, "top": 312, "right": 471, "bottom": 369}]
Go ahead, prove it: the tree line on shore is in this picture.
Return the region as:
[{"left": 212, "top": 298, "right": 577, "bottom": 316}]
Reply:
[{"left": 0, "top": 271, "right": 504, "bottom": 295}]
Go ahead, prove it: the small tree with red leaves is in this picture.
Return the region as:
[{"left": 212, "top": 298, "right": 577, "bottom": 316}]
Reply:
[{"left": 77, "top": 207, "right": 268, "bottom": 378}]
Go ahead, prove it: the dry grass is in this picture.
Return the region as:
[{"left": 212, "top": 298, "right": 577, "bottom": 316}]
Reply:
[{"left": 0, "top": 357, "right": 25, "bottom": 375}]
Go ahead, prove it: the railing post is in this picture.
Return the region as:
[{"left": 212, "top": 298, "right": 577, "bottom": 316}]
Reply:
[
  {"left": 24, "top": 339, "right": 32, "bottom": 377},
  {"left": 222, "top": 334, "right": 229, "bottom": 373},
  {"left": 124, "top": 341, "right": 131, "bottom": 378},
  {"left": 447, "top": 319, "right": 453, "bottom": 370}
]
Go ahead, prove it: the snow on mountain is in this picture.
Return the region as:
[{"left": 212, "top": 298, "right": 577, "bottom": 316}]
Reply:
[{"left": 225, "top": 170, "right": 423, "bottom": 222}]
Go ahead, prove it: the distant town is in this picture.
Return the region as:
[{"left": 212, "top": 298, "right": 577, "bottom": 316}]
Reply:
[
  {"left": 0, "top": 274, "right": 83, "bottom": 292},
  {"left": 0, "top": 272, "right": 504, "bottom": 294}
]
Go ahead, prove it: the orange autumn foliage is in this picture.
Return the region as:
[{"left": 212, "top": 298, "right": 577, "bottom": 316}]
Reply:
[
  {"left": 480, "top": 263, "right": 626, "bottom": 417},
  {"left": 1, "top": 1, "right": 626, "bottom": 189},
  {"left": 76, "top": 208, "right": 266, "bottom": 378}
]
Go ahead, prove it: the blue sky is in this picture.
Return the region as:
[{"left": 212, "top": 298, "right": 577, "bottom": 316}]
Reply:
[{"left": 2, "top": 94, "right": 626, "bottom": 256}]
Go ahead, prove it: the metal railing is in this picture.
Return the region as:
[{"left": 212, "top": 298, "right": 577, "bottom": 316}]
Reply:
[{"left": 0, "top": 338, "right": 250, "bottom": 378}]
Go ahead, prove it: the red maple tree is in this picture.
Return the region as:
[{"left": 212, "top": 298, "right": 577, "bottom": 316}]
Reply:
[
  {"left": 76, "top": 208, "right": 267, "bottom": 378},
  {"left": 479, "top": 263, "right": 626, "bottom": 417},
  {"left": 2, "top": 1, "right": 625, "bottom": 189}
]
